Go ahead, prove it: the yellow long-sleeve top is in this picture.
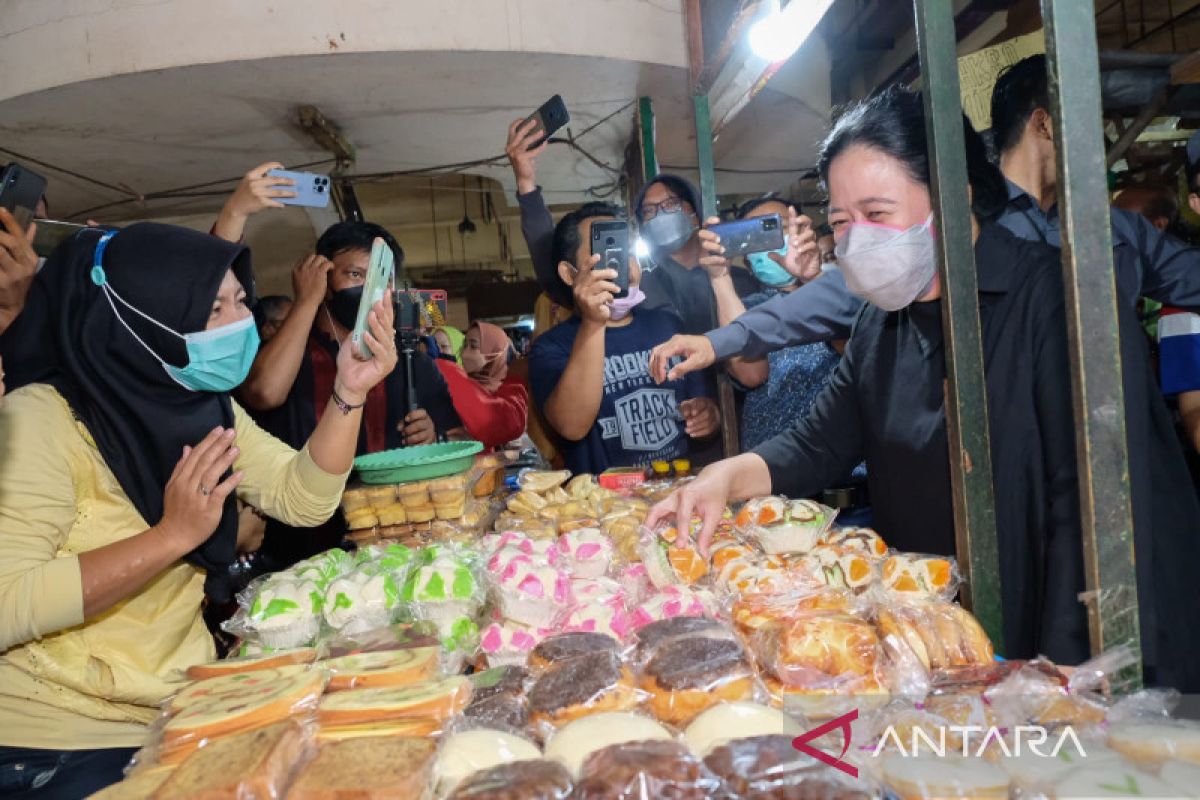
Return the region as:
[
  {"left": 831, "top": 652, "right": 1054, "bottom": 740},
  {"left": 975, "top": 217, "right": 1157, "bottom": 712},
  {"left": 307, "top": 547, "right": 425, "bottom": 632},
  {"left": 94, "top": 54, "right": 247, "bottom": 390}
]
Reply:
[{"left": 0, "top": 383, "right": 349, "bottom": 750}]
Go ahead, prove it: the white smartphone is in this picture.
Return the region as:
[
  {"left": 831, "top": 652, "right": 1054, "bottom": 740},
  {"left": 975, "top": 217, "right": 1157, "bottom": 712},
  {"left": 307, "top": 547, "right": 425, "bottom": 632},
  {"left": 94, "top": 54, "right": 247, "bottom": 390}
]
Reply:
[{"left": 351, "top": 237, "right": 395, "bottom": 359}]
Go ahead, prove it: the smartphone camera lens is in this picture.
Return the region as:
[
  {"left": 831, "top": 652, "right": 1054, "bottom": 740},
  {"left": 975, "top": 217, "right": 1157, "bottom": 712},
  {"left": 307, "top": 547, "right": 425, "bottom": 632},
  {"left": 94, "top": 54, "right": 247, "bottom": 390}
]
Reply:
[
  {"left": 316, "top": 185, "right": 325, "bottom": 193},
  {"left": 764, "top": 218, "right": 778, "bottom": 230}
]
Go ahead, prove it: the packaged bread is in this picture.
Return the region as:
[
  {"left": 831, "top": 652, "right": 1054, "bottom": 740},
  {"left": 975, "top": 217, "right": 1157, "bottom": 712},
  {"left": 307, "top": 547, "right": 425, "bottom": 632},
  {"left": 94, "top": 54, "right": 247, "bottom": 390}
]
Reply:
[
  {"left": 322, "top": 566, "right": 403, "bottom": 637},
  {"left": 823, "top": 526, "right": 888, "bottom": 558},
  {"left": 573, "top": 739, "right": 721, "bottom": 800},
  {"left": 161, "top": 667, "right": 324, "bottom": 754},
  {"left": 434, "top": 729, "right": 543, "bottom": 797},
  {"left": 703, "top": 734, "right": 868, "bottom": 800},
  {"left": 493, "top": 559, "right": 574, "bottom": 629},
  {"left": 185, "top": 646, "right": 318, "bottom": 680},
  {"left": 874, "top": 601, "right": 994, "bottom": 671},
  {"left": 880, "top": 553, "right": 959, "bottom": 601},
  {"left": 479, "top": 620, "right": 552, "bottom": 668},
  {"left": 561, "top": 596, "right": 633, "bottom": 643},
  {"left": 638, "top": 635, "right": 757, "bottom": 725},
  {"left": 528, "top": 651, "right": 639, "bottom": 731},
  {"left": 152, "top": 719, "right": 308, "bottom": 800},
  {"left": 87, "top": 766, "right": 175, "bottom": 800},
  {"left": 290, "top": 547, "right": 355, "bottom": 589},
  {"left": 628, "top": 585, "right": 714, "bottom": 631},
  {"left": 317, "top": 675, "right": 472, "bottom": 727},
  {"left": 321, "top": 646, "right": 440, "bottom": 691},
  {"left": 880, "top": 753, "right": 1008, "bottom": 800},
  {"left": 1045, "top": 763, "right": 1178, "bottom": 799},
  {"left": 798, "top": 544, "right": 876, "bottom": 591},
  {"left": 683, "top": 702, "right": 801, "bottom": 759},
  {"left": 527, "top": 632, "right": 621, "bottom": 671},
  {"left": 555, "top": 528, "right": 614, "bottom": 579},
  {"left": 518, "top": 469, "right": 571, "bottom": 494},
  {"left": 315, "top": 717, "right": 442, "bottom": 743},
  {"left": 401, "top": 550, "right": 484, "bottom": 655},
  {"left": 632, "top": 615, "right": 730, "bottom": 667},
  {"left": 543, "top": 712, "right": 673, "bottom": 778},
  {"left": 1107, "top": 719, "right": 1200, "bottom": 768},
  {"left": 462, "top": 666, "right": 531, "bottom": 731},
  {"left": 639, "top": 523, "right": 709, "bottom": 588},
  {"left": 287, "top": 735, "right": 437, "bottom": 800},
  {"left": 735, "top": 496, "right": 836, "bottom": 555},
  {"left": 445, "top": 759, "right": 573, "bottom": 800},
  {"left": 224, "top": 575, "right": 323, "bottom": 649}
]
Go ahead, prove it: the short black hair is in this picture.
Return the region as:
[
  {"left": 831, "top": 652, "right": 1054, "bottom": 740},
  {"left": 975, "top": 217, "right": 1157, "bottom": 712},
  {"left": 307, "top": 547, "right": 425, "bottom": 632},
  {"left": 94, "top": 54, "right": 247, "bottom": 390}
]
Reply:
[
  {"left": 253, "top": 294, "right": 292, "bottom": 331},
  {"left": 990, "top": 54, "right": 1050, "bottom": 157},
  {"left": 546, "top": 201, "right": 624, "bottom": 307},
  {"left": 1118, "top": 183, "right": 1179, "bottom": 227},
  {"left": 633, "top": 174, "right": 703, "bottom": 220},
  {"left": 818, "top": 85, "right": 1007, "bottom": 222},
  {"left": 316, "top": 221, "right": 405, "bottom": 268},
  {"left": 736, "top": 194, "right": 789, "bottom": 219}
]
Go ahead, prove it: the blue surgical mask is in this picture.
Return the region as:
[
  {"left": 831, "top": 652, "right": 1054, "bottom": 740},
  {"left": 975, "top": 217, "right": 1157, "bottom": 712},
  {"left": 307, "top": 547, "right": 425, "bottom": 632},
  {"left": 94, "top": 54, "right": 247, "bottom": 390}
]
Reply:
[
  {"left": 747, "top": 247, "right": 795, "bottom": 288},
  {"left": 91, "top": 231, "right": 260, "bottom": 392}
]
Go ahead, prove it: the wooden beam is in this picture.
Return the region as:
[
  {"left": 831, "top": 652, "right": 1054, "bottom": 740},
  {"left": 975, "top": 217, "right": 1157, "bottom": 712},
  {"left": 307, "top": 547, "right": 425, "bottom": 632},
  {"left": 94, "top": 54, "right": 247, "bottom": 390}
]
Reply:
[
  {"left": 1171, "top": 49, "right": 1200, "bottom": 84},
  {"left": 685, "top": 0, "right": 705, "bottom": 91}
]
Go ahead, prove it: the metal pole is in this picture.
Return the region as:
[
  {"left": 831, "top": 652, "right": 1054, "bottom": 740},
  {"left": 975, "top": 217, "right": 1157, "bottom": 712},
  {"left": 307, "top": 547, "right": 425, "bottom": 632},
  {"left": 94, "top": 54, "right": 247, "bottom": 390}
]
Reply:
[
  {"left": 912, "top": 0, "right": 1003, "bottom": 648},
  {"left": 1041, "top": 0, "right": 1141, "bottom": 677},
  {"left": 638, "top": 97, "right": 659, "bottom": 180},
  {"left": 693, "top": 93, "right": 740, "bottom": 459}
]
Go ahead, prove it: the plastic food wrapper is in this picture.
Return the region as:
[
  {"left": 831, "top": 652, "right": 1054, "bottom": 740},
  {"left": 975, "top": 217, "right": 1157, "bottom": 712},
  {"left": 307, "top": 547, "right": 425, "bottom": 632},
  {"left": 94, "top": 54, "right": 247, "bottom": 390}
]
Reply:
[
  {"left": 316, "top": 674, "right": 472, "bottom": 728},
  {"left": 636, "top": 632, "right": 759, "bottom": 725},
  {"left": 491, "top": 556, "right": 574, "bottom": 629},
  {"left": 290, "top": 547, "right": 355, "bottom": 589},
  {"left": 184, "top": 645, "right": 320, "bottom": 681},
  {"left": 222, "top": 573, "right": 324, "bottom": 649},
  {"left": 876, "top": 552, "right": 960, "bottom": 602},
  {"left": 631, "top": 615, "right": 736, "bottom": 669},
  {"left": 877, "top": 631, "right": 931, "bottom": 702},
  {"left": 794, "top": 544, "right": 877, "bottom": 592},
  {"left": 493, "top": 512, "right": 558, "bottom": 540},
  {"left": 572, "top": 739, "right": 723, "bottom": 800},
  {"left": 616, "top": 564, "right": 652, "bottom": 604},
  {"left": 479, "top": 619, "right": 553, "bottom": 667},
  {"left": 562, "top": 595, "right": 634, "bottom": 643},
  {"left": 750, "top": 611, "right": 888, "bottom": 719},
  {"left": 570, "top": 576, "right": 625, "bottom": 605},
  {"left": 628, "top": 585, "right": 715, "bottom": 631},
  {"left": 983, "top": 659, "right": 1107, "bottom": 734},
  {"left": 461, "top": 667, "right": 533, "bottom": 733},
  {"left": 730, "top": 586, "right": 857, "bottom": 637},
  {"left": 556, "top": 527, "right": 615, "bottom": 579},
  {"left": 321, "top": 620, "right": 442, "bottom": 659},
  {"left": 321, "top": 565, "right": 403, "bottom": 637},
  {"left": 543, "top": 711, "right": 673, "bottom": 778},
  {"left": 143, "top": 667, "right": 326, "bottom": 768},
  {"left": 149, "top": 717, "right": 315, "bottom": 800},
  {"left": 517, "top": 469, "right": 572, "bottom": 494},
  {"left": 527, "top": 631, "right": 622, "bottom": 671},
  {"left": 321, "top": 645, "right": 442, "bottom": 691},
  {"left": 433, "top": 728, "right": 544, "bottom": 797},
  {"left": 879, "top": 753, "right": 1009, "bottom": 800},
  {"left": 601, "top": 512, "right": 643, "bottom": 565},
  {"left": 445, "top": 759, "right": 573, "bottom": 800},
  {"left": 873, "top": 599, "right": 994, "bottom": 672},
  {"left": 735, "top": 496, "right": 838, "bottom": 555},
  {"left": 400, "top": 548, "right": 485, "bottom": 647},
  {"left": 821, "top": 526, "right": 889, "bottom": 559},
  {"left": 528, "top": 650, "right": 641, "bottom": 734},
  {"left": 703, "top": 734, "right": 869, "bottom": 800},
  {"left": 1106, "top": 718, "right": 1200, "bottom": 768}
]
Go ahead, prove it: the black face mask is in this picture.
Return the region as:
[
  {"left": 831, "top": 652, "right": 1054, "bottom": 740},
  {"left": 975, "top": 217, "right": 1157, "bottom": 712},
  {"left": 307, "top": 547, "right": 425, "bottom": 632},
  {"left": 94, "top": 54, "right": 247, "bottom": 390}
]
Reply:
[{"left": 327, "top": 285, "right": 363, "bottom": 330}]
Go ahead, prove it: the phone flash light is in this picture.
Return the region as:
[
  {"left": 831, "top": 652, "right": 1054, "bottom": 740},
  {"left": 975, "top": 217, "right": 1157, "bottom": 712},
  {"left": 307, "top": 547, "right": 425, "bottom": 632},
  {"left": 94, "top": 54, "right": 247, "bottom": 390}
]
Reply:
[{"left": 634, "top": 238, "right": 650, "bottom": 259}]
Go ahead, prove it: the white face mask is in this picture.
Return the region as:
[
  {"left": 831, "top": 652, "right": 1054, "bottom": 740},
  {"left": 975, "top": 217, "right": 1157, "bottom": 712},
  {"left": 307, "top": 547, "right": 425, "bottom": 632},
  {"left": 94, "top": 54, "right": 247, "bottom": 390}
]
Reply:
[{"left": 833, "top": 214, "right": 937, "bottom": 311}]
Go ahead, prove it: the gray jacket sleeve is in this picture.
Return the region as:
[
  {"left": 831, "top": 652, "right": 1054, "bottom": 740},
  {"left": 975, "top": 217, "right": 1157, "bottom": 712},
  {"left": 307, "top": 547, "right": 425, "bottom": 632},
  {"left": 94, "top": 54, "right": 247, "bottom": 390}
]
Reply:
[
  {"left": 1111, "top": 207, "right": 1200, "bottom": 312},
  {"left": 705, "top": 268, "right": 864, "bottom": 361},
  {"left": 517, "top": 188, "right": 556, "bottom": 286}
]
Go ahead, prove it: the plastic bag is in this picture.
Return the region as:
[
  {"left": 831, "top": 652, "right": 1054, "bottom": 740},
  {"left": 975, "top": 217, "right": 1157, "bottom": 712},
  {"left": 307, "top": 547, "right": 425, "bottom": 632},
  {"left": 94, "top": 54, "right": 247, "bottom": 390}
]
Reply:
[
  {"left": 637, "top": 523, "right": 709, "bottom": 589},
  {"left": 556, "top": 527, "right": 615, "bottom": 579},
  {"left": 873, "top": 600, "right": 994, "bottom": 672},
  {"left": 637, "top": 632, "right": 759, "bottom": 725},
  {"left": 703, "top": 734, "right": 868, "bottom": 800},
  {"left": 631, "top": 615, "right": 734, "bottom": 669},
  {"left": 627, "top": 586, "right": 715, "bottom": 631},
  {"left": 433, "top": 728, "right": 544, "bottom": 798},
  {"left": 322, "top": 565, "right": 403, "bottom": 637},
  {"left": 445, "top": 759, "right": 574, "bottom": 800},
  {"left": 399, "top": 548, "right": 485, "bottom": 664},
  {"left": 490, "top": 557, "right": 574, "bottom": 629},
  {"left": 222, "top": 573, "right": 323, "bottom": 649},
  {"left": 322, "top": 644, "right": 442, "bottom": 691},
  {"left": 573, "top": 739, "right": 723, "bottom": 800},
  {"left": 562, "top": 595, "right": 634, "bottom": 643},
  {"left": 321, "top": 620, "right": 441, "bottom": 659},
  {"left": 879, "top": 753, "right": 1009, "bottom": 800},
  {"left": 876, "top": 552, "right": 960, "bottom": 602},
  {"left": 185, "top": 645, "right": 320, "bottom": 681},
  {"left": 528, "top": 650, "right": 641, "bottom": 735},
  {"left": 528, "top": 631, "right": 623, "bottom": 671},
  {"left": 316, "top": 674, "right": 472, "bottom": 728},
  {"left": 461, "top": 665, "right": 533, "bottom": 733},
  {"left": 479, "top": 619, "right": 553, "bottom": 668},
  {"left": 734, "top": 496, "right": 837, "bottom": 555}
]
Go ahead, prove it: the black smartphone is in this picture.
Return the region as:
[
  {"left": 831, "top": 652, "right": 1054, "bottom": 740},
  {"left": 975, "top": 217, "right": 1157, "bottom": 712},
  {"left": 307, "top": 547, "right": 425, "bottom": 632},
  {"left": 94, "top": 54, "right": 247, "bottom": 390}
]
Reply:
[
  {"left": 590, "top": 219, "right": 630, "bottom": 298},
  {"left": 0, "top": 164, "right": 47, "bottom": 232},
  {"left": 32, "top": 219, "right": 89, "bottom": 258},
  {"left": 523, "top": 95, "right": 570, "bottom": 150},
  {"left": 396, "top": 288, "right": 449, "bottom": 332},
  {"left": 708, "top": 213, "right": 786, "bottom": 257}
]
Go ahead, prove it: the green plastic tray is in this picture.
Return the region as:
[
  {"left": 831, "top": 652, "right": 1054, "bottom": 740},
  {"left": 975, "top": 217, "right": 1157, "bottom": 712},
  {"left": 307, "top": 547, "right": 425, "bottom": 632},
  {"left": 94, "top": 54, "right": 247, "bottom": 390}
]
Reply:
[{"left": 353, "top": 441, "right": 484, "bottom": 485}]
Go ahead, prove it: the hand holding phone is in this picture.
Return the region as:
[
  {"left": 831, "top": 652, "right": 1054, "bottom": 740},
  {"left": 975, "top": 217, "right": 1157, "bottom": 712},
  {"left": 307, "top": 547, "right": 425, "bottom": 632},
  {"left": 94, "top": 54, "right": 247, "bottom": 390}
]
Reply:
[
  {"left": 264, "top": 169, "right": 332, "bottom": 209},
  {"left": 0, "top": 164, "right": 47, "bottom": 232},
  {"left": 706, "top": 214, "right": 785, "bottom": 257},
  {"left": 590, "top": 220, "right": 630, "bottom": 298},
  {"left": 521, "top": 95, "right": 570, "bottom": 151},
  {"left": 351, "top": 238, "right": 395, "bottom": 359}
]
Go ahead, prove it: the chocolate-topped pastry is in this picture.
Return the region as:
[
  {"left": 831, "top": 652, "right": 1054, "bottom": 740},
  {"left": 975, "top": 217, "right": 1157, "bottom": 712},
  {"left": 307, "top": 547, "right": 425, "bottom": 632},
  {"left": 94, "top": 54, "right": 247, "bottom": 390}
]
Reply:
[
  {"left": 528, "top": 651, "right": 636, "bottom": 728},
  {"left": 528, "top": 632, "right": 618, "bottom": 669},
  {"left": 471, "top": 665, "right": 529, "bottom": 702},
  {"left": 633, "top": 615, "right": 724, "bottom": 662},
  {"left": 574, "top": 740, "right": 720, "bottom": 800},
  {"left": 446, "top": 759, "right": 572, "bottom": 800},
  {"left": 639, "top": 636, "right": 754, "bottom": 725},
  {"left": 704, "top": 735, "right": 868, "bottom": 800},
  {"left": 463, "top": 693, "right": 530, "bottom": 731}
]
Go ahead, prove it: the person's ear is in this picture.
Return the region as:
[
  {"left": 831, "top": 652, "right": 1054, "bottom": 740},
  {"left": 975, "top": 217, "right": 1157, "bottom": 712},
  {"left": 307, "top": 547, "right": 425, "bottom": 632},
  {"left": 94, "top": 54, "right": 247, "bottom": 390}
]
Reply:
[
  {"left": 1032, "top": 108, "right": 1054, "bottom": 142},
  {"left": 558, "top": 260, "right": 576, "bottom": 287}
]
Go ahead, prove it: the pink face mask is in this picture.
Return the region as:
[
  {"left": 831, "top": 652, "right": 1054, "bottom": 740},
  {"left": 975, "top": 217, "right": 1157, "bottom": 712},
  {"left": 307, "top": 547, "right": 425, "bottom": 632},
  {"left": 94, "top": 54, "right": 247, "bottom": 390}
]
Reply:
[{"left": 608, "top": 286, "right": 646, "bottom": 321}]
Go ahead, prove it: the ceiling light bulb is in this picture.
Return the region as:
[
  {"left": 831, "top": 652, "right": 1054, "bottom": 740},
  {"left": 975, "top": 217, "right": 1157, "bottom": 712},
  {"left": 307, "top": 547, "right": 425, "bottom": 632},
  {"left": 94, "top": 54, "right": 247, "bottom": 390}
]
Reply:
[{"left": 748, "top": 0, "right": 835, "bottom": 63}]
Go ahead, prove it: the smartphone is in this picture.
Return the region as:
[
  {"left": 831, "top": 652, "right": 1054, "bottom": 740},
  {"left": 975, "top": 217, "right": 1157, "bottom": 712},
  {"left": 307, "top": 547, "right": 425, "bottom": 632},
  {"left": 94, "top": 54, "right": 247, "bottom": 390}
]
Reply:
[
  {"left": 590, "top": 219, "right": 630, "bottom": 298},
  {"left": 0, "top": 164, "right": 47, "bottom": 231},
  {"left": 708, "top": 213, "right": 785, "bottom": 257},
  {"left": 396, "top": 289, "right": 449, "bottom": 332},
  {"left": 264, "top": 169, "right": 332, "bottom": 208},
  {"left": 522, "top": 95, "right": 570, "bottom": 150},
  {"left": 351, "top": 237, "right": 395, "bottom": 359},
  {"left": 32, "top": 219, "right": 88, "bottom": 258}
]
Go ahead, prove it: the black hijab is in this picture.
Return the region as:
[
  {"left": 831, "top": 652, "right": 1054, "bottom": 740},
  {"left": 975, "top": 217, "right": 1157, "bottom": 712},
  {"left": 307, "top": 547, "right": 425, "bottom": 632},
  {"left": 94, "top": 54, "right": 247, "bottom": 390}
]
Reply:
[{"left": 10, "top": 222, "right": 256, "bottom": 575}]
